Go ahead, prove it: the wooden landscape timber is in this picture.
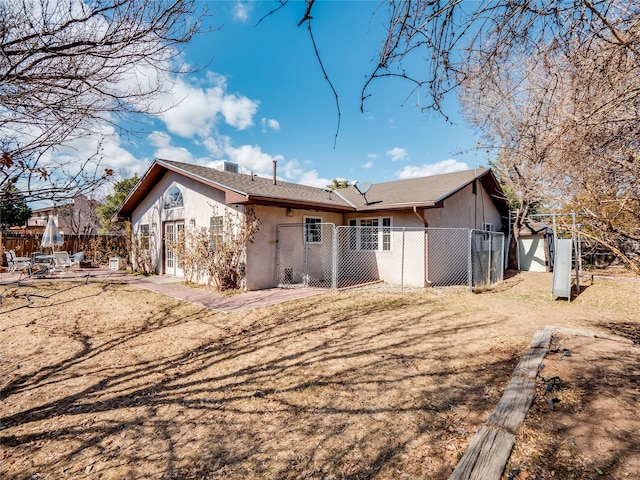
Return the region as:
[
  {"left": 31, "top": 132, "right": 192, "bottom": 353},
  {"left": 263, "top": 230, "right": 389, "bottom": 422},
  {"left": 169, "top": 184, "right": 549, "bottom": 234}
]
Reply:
[
  {"left": 450, "top": 325, "right": 636, "bottom": 480},
  {"left": 449, "top": 328, "right": 553, "bottom": 480}
]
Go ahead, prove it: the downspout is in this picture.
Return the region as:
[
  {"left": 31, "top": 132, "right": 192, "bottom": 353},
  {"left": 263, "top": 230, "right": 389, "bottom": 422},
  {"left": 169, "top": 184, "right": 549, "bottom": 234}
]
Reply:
[
  {"left": 414, "top": 206, "right": 429, "bottom": 288},
  {"left": 413, "top": 206, "right": 429, "bottom": 226}
]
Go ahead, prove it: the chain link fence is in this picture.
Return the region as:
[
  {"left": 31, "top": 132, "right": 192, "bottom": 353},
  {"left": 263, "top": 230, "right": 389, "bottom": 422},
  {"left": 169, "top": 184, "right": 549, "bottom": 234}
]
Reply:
[
  {"left": 276, "top": 224, "right": 504, "bottom": 291},
  {"left": 276, "top": 223, "right": 335, "bottom": 288}
]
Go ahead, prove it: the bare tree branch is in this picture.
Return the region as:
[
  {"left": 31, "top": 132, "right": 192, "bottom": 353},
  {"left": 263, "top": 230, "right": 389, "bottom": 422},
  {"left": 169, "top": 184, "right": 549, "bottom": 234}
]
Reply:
[{"left": 0, "top": 0, "right": 203, "bottom": 203}]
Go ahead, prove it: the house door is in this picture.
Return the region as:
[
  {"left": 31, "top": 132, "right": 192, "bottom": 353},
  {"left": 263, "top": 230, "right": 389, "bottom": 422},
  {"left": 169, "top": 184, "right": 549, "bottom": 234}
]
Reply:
[{"left": 164, "top": 221, "right": 184, "bottom": 277}]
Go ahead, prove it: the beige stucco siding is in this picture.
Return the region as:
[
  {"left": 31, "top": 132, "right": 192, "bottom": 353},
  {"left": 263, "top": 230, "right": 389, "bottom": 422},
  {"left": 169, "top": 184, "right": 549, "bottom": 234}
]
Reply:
[
  {"left": 128, "top": 171, "right": 503, "bottom": 290},
  {"left": 425, "top": 182, "right": 503, "bottom": 230},
  {"left": 131, "top": 171, "right": 236, "bottom": 276},
  {"left": 339, "top": 211, "right": 427, "bottom": 287}
]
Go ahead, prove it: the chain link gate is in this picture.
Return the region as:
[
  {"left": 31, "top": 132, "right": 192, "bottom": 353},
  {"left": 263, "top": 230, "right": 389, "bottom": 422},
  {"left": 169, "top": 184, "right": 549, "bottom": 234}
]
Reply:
[
  {"left": 426, "top": 228, "right": 471, "bottom": 287},
  {"left": 470, "top": 229, "right": 505, "bottom": 288},
  {"left": 335, "top": 226, "right": 429, "bottom": 288},
  {"left": 276, "top": 223, "right": 336, "bottom": 288},
  {"left": 276, "top": 224, "right": 505, "bottom": 291}
]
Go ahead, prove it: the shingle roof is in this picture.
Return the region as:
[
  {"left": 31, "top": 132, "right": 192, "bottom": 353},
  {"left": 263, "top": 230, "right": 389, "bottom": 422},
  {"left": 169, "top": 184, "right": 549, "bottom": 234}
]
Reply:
[
  {"left": 115, "top": 159, "right": 507, "bottom": 219},
  {"left": 115, "top": 158, "right": 355, "bottom": 219},
  {"left": 338, "top": 167, "right": 498, "bottom": 211}
]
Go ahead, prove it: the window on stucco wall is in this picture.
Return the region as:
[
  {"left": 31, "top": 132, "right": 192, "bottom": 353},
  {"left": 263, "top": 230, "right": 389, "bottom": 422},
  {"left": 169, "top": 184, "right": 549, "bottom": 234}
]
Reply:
[
  {"left": 164, "top": 186, "right": 184, "bottom": 209},
  {"left": 349, "top": 217, "right": 392, "bottom": 251},
  {"left": 209, "top": 215, "right": 223, "bottom": 250},
  {"left": 304, "top": 216, "right": 322, "bottom": 244},
  {"left": 139, "top": 224, "right": 150, "bottom": 250},
  {"left": 482, "top": 222, "right": 494, "bottom": 242}
]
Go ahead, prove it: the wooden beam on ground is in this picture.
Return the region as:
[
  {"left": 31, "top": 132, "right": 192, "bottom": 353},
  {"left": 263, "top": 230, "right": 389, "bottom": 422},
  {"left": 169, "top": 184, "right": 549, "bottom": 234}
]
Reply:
[
  {"left": 449, "top": 426, "right": 515, "bottom": 480},
  {"left": 486, "top": 376, "right": 537, "bottom": 433},
  {"left": 448, "top": 329, "right": 553, "bottom": 480}
]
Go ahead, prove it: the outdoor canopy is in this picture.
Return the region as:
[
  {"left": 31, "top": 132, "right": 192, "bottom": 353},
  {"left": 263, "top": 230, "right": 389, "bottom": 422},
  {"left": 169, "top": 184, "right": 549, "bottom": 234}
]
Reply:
[{"left": 41, "top": 216, "right": 64, "bottom": 250}]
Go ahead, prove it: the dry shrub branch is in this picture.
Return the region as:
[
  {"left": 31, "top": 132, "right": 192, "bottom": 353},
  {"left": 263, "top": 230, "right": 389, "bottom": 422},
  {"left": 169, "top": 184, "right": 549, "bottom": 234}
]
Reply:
[{"left": 170, "top": 207, "right": 260, "bottom": 291}]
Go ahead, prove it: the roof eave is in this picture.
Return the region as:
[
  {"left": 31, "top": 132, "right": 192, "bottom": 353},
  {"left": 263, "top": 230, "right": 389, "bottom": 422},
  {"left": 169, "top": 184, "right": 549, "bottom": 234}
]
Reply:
[
  {"left": 354, "top": 201, "right": 441, "bottom": 212},
  {"left": 242, "top": 195, "right": 355, "bottom": 212}
]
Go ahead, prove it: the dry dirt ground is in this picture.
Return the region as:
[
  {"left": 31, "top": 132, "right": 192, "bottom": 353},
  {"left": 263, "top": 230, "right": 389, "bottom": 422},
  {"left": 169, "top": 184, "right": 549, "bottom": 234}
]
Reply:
[{"left": 0, "top": 271, "right": 638, "bottom": 480}]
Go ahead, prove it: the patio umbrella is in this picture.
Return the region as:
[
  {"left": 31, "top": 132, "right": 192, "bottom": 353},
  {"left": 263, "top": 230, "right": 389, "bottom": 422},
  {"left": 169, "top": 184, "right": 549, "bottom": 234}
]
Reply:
[{"left": 41, "top": 216, "right": 64, "bottom": 252}]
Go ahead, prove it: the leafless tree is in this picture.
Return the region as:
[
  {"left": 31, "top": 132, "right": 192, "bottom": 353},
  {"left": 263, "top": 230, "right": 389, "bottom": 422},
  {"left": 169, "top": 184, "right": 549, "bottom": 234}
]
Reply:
[
  {"left": 458, "top": 7, "right": 640, "bottom": 269},
  {"left": 363, "top": 1, "right": 640, "bottom": 112},
  {"left": 554, "top": 30, "right": 640, "bottom": 270},
  {"left": 0, "top": 0, "right": 202, "bottom": 203},
  {"left": 353, "top": 0, "right": 640, "bottom": 269}
]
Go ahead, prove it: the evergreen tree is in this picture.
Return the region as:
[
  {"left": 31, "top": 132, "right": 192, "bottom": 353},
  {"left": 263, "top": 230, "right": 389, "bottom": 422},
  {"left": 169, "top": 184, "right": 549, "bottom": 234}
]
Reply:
[
  {"left": 0, "top": 185, "right": 31, "bottom": 228},
  {"left": 96, "top": 175, "right": 140, "bottom": 234}
]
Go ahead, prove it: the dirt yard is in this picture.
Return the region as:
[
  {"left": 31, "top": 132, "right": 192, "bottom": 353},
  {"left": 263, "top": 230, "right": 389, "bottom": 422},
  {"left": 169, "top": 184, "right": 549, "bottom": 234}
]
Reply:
[{"left": 0, "top": 271, "right": 638, "bottom": 479}]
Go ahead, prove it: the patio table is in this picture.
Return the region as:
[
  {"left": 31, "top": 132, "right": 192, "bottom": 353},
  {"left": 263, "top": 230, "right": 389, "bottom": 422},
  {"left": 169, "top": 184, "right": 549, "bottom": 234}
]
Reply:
[{"left": 28, "top": 255, "right": 56, "bottom": 277}]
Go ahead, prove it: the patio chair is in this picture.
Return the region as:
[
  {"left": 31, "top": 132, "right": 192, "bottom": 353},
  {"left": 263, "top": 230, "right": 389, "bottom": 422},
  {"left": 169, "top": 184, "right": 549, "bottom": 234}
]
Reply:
[
  {"left": 5, "top": 250, "right": 31, "bottom": 274},
  {"left": 70, "top": 251, "right": 85, "bottom": 267},
  {"left": 27, "top": 253, "right": 56, "bottom": 278},
  {"left": 53, "top": 251, "right": 73, "bottom": 270}
]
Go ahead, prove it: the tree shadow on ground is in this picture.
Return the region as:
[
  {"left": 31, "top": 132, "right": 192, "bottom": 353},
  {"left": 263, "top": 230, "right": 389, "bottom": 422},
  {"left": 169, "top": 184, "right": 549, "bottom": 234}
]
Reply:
[
  {"left": 1, "top": 282, "right": 527, "bottom": 479},
  {"left": 596, "top": 320, "right": 640, "bottom": 344}
]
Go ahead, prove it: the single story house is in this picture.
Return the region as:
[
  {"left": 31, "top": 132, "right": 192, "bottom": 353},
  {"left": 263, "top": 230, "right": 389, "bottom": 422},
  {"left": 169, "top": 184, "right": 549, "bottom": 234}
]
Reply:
[{"left": 115, "top": 158, "right": 509, "bottom": 290}]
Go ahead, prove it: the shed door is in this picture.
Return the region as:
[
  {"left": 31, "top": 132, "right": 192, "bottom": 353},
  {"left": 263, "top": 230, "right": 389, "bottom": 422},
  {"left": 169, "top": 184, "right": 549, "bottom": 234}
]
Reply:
[{"left": 518, "top": 236, "right": 547, "bottom": 272}]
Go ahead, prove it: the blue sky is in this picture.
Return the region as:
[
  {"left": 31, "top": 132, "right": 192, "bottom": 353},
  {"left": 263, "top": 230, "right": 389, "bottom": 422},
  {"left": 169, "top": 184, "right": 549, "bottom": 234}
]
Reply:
[{"left": 66, "top": 1, "right": 487, "bottom": 191}]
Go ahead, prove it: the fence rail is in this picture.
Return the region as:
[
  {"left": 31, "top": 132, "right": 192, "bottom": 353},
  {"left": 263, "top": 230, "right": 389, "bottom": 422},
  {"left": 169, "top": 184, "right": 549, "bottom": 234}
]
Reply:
[{"left": 276, "top": 224, "right": 504, "bottom": 291}]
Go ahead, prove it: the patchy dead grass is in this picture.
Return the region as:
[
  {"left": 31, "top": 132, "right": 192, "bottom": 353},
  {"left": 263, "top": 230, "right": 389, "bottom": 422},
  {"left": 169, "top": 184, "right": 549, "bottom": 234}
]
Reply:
[{"left": 0, "top": 271, "right": 638, "bottom": 479}]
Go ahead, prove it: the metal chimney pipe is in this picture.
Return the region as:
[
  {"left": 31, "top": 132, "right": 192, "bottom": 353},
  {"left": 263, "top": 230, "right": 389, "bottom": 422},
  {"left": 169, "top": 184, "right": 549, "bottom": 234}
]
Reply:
[{"left": 273, "top": 160, "right": 277, "bottom": 185}]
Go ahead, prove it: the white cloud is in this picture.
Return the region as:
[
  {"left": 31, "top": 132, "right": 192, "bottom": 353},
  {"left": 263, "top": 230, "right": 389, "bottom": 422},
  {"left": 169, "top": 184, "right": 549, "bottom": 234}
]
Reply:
[
  {"left": 395, "top": 159, "right": 470, "bottom": 179},
  {"left": 261, "top": 117, "right": 281, "bottom": 132},
  {"left": 233, "top": 2, "right": 250, "bottom": 22},
  {"left": 202, "top": 135, "right": 231, "bottom": 158},
  {"left": 386, "top": 147, "right": 408, "bottom": 162},
  {"left": 362, "top": 161, "right": 374, "bottom": 169},
  {"left": 281, "top": 159, "right": 303, "bottom": 180},
  {"left": 46, "top": 126, "right": 141, "bottom": 176},
  {"left": 148, "top": 131, "right": 197, "bottom": 164},
  {"left": 154, "top": 73, "right": 258, "bottom": 138},
  {"left": 225, "top": 144, "right": 284, "bottom": 175},
  {"left": 297, "top": 169, "right": 332, "bottom": 189},
  {"left": 367, "top": 153, "right": 377, "bottom": 159}
]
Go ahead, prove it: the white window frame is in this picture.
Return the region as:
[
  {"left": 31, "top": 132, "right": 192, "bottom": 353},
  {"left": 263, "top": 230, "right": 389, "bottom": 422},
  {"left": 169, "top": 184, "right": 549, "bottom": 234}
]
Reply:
[
  {"left": 163, "top": 185, "right": 184, "bottom": 210},
  {"left": 209, "top": 215, "right": 224, "bottom": 250},
  {"left": 482, "top": 222, "right": 494, "bottom": 242},
  {"left": 304, "top": 216, "right": 323, "bottom": 244},
  {"left": 139, "top": 223, "right": 150, "bottom": 250},
  {"left": 349, "top": 217, "right": 392, "bottom": 251}
]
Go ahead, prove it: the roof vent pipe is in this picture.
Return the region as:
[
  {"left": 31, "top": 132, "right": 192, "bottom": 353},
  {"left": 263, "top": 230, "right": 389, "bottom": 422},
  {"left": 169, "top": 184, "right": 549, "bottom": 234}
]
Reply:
[{"left": 273, "top": 160, "right": 277, "bottom": 185}]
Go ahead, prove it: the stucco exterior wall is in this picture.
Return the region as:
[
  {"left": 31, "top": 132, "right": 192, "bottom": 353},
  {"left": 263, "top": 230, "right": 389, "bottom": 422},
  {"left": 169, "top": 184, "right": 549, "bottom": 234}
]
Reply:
[
  {"left": 338, "top": 211, "right": 428, "bottom": 287},
  {"left": 246, "top": 206, "right": 344, "bottom": 290},
  {"left": 130, "top": 171, "right": 234, "bottom": 276},
  {"left": 127, "top": 171, "right": 504, "bottom": 291},
  {"left": 424, "top": 182, "right": 503, "bottom": 231}
]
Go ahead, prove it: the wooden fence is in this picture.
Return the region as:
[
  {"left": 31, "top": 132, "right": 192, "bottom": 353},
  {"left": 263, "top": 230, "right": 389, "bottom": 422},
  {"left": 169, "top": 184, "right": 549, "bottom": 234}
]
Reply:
[{"left": 2, "top": 231, "right": 128, "bottom": 267}]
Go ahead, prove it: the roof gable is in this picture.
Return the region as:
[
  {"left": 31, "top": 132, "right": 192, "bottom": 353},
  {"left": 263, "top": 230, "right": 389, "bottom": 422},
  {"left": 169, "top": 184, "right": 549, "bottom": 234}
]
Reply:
[{"left": 115, "top": 159, "right": 354, "bottom": 219}]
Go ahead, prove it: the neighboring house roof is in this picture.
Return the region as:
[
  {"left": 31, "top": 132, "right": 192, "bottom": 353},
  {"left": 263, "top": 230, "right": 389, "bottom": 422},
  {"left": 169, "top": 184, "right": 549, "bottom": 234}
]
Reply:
[
  {"left": 115, "top": 159, "right": 509, "bottom": 220},
  {"left": 519, "top": 222, "right": 553, "bottom": 236}
]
